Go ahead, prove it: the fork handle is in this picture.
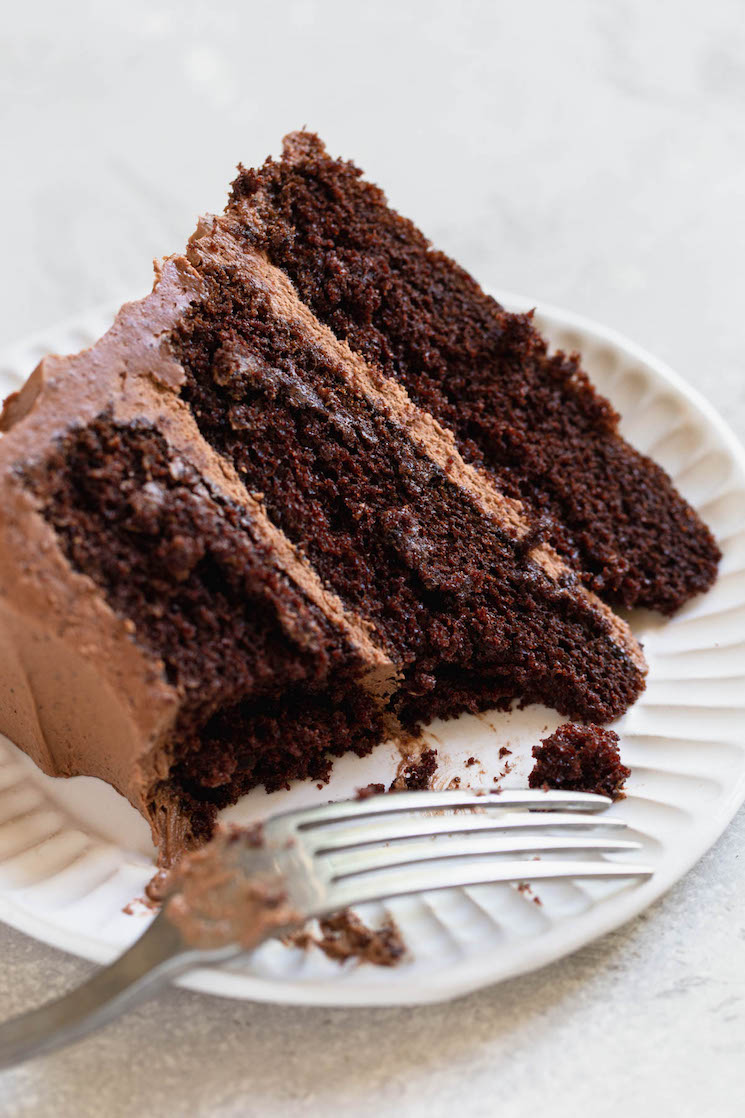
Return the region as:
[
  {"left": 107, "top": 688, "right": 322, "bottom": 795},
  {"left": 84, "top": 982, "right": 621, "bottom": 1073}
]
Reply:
[{"left": 0, "top": 912, "right": 239, "bottom": 1069}]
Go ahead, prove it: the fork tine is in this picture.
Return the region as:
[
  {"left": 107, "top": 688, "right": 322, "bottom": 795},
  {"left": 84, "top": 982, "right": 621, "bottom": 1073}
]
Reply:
[
  {"left": 323, "top": 835, "right": 642, "bottom": 879},
  {"left": 273, "top": 789, "right": 613, "bottom": 832},
  {"left": 315, "top": 858, "right": 653, "bottom": 914},
  {"left": 301, "top": 810, "right": 629, "bottom": 854}
]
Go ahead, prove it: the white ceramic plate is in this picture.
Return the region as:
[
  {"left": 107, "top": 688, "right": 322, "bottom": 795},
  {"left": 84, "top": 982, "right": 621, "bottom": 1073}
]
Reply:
[{"left": 0, "top": 292, "right": 744, "bottom": 1007}]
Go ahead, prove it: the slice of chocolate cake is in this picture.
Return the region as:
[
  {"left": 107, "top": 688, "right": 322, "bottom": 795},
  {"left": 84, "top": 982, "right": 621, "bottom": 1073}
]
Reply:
[
  {"left": 0, "top": 162, "right": 646, "bottom": 863},
  {"left": 227, "top": 132, "right": 720, "bottom": 614}
]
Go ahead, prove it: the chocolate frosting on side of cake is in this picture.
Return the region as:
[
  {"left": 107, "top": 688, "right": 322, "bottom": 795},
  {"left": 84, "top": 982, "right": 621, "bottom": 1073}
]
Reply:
[{"left": 0, "top": 257, "right": 395, "bottom": 847}]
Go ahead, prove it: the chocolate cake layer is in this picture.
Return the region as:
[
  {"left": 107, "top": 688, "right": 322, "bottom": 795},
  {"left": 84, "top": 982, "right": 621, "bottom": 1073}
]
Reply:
[{"left": 228, "top": 132, "right": 720, "bottom": 614}]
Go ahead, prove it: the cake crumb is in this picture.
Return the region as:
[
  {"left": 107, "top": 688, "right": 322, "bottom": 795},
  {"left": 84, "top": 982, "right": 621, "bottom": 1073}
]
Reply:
[
  {"left": 122, "top": 894, "right": 160, "bottom": 916},
  {"left": 355, "top": 782, "right": 386, "bottom": 800},
  {"left": 389, "top": 748, "right": 438, "bottom": 792},
  {"left": 516, "top": 882, "right": 543, "bottom": 906},
  {"left": 529, "top": 723, "right": 629, "bottom": 799},
  {"left": 465, "top": 756, "right": 478, "bottom": 768},
  {"left": 289, "top": 911, "right": 406, "bottom": 967},
  {"left": 498, "top": 746, "right": 512, "bottom": 759}
]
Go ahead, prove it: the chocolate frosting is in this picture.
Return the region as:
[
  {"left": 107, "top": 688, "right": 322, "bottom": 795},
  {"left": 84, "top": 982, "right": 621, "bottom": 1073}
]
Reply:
[{"left": 162, "top": 826, "right": 298, "bottom": 951}]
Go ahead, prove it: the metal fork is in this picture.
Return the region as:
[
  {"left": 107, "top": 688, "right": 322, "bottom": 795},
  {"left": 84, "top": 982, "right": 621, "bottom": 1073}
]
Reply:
[{"left": 0, "top": 789, "right": 651, "bottom": 1068}]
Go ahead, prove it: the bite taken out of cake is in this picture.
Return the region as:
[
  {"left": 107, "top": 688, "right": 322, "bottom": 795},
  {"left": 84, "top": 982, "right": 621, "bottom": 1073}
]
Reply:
[{"left": 0, "top": 162, "right": 651, "bottom": 863}]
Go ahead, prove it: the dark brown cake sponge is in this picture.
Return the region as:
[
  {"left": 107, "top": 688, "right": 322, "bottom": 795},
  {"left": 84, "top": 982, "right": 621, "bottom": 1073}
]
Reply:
[{"left": 528, "top": 723, "right": 630, "bottom": 799}]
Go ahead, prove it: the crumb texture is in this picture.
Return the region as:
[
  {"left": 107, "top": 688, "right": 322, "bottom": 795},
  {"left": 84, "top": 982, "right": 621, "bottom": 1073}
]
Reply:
[
  {"left": 291, "top": 910, "right": 406, "bottom": 967},
  {"left": 389, "top": 748, "right": 438, "bottom": 791},
  {"left": 528, "top": 722, "right": 630, "bottom": 799}
]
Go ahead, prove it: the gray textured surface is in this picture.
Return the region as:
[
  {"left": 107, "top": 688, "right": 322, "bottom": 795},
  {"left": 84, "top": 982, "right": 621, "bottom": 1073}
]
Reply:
[{"left": 2, "top": 1, "right": 745, "bottom": 1114}]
